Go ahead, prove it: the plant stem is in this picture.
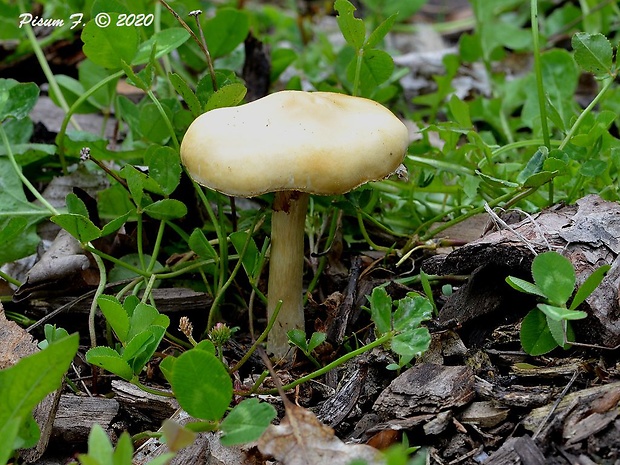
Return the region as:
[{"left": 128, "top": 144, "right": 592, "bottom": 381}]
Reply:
[
  {"left": 559, "top": 76, "right": 615, "bottom": 151},
  {"left": 17, "top": 3, "right": 83, "bottom": 174},
  {"left": 132, "top": 379, "right": 175, "bottom": 397},
  {"left": 0, "top": 270, "right": 21, "bottom": 287},
  {"left": 57, "top": 70, "right": 124, "bottom": 162},
  {"left": 356, "top": 211, "right": 394, "bottom": 253},
  {"left": 147, "top": 89, "right": 180, "bottom": 151},
  {"left": 229, "top": 301, "right": 281, "bottom": 375},
  {"left": 352, "top": 48, "right": 364, "bottom": 96},
  {"left": 0, "top": 125, "right": 59, "bottom": 216},
  {"left": 531, "top": 0, "right": 553, "bottom": 204},
  {"left": 88, "top": 251, "right": 107, "bottom": 349},
  {"left": 147, "top": 221, "right": 166, "bottom": 273},
  {"left": 420, "top": 187, "right": 537, "bottom": 240},
  {"left": 243, "top": 331, "right": 393, "bottom": 396}
]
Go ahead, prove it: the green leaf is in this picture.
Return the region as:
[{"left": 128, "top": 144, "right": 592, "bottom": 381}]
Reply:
[
  {"left": 195, "top": 340, "right": 216, "bottom": 355},
  {"left": 335, "top": 0, "right": 366, "bottom": 50},
  {"left": 203, "top": 8, "right": 250, "bottom": 58},
  {"left": 100, "top": 211, "right": 132, "bottom": 238},
  {"left": 517, "top": 146, "right": 548, "bottom": 184},
  {"left": 145, "top": 145, "right": 182, "bottom": 196},
  {"left": 270, "top": 48, "right": 297, "bottom": 83},
  {"left": 81, "top": 16, "right": 139, "bottom": 69},
  {"left": 361, "top": 0, "right": 426, "bottom": 20},
  {"left": 347, "top": 49, "right": 394, "bottom": 97},
  {"left": 123, "top": 326, "right": 167, "bottom": 374},
  {"left": 15, "top": 414, "right": 39, "bottom": 450},
  {"left": 65, "top": 193, "right": 90, "bottom": 217},
  {"left": 169, "top": 73, "right": 202, "bottom": 118},
  {"left": 547, "top": 316, "right": 574, "bottom": 348},
  {"left": 108, "top": 253, "right": 163, "bottom": 282},
  {"left": 143, "top": 199, "right": 187, "bottom": 220},
  {"left": 0, "top": 217, "right": 27, "bottom": 247},
  {"left": 570, "top": 264, "right": 611, "bottom": 310},
  {"left": 139, "top": 103, "right": 171, "bottom": 145},
  {"left": 112, "top": 432, "right": 134, "bottom": 465},
  {"left": 195, "top": 70, "right": 242, "bottom": 106},
  {"left": 189, "top": 229, "right": 219, "bottom": 261},
  {"left": 368, "top": 287, "right": 392, "bottom": 334},
  {"left": 204, "top": 83, "right": 247, "bottom": 112},
  {"left": 0, "top": 79, "right": 39, "bottom": 121},
  {"left": 49, "top": 75, "right": 100, "bottom": 114},
  {"left": 171, "top": 349, "right": 232, "bottom": 421},
  {"left": 83, "top": 424, "right": 114, "bottom": 465},
  {"left": 393, "top": 295, "right": 433, "bottom": 331},
  {"left": 391, "top": 327, "right": 431, "bottom": 357},
  {"left": 447, "top": 95, "right": 471, "bottom": 128},
  {"left": 419, "top": 271, "right": 437, "bottom": 315},
  {"left": 51, "top": 213, "right": 102, "bottom": 244},
  {"left": 365, "top": 13, "right": 397, "bottom": 49},
  {"left": 537, "top": 304, "right": 587, "bottom": 322},
  {"left": 521, "top": 171, "right": 558, "bottom": 188},
  {"left": 86, "top": 346, "right": 134, "bottom": 381},
  {"left": 79, "top": 59, "right": 118, "bottom": 110},
  {"left": 0, "top": 334, "right": 78, "bottom": 465},
  {"left": 127, "top": 303, "right": 169, "bottom": 341},
  {"left": 505, "top": 276, "right": 547, "bottom": 298},
  {"left": 308, "top": 332, "right": 327, "bottom": 352},
  {"left": 579, "top": 160, "right": 607, "bottom": 177},
  {"left": 220, "top": 398, "right": 277, "bottom": 446},
  {"left": 0, "top": 159, "right": 47, "bottom": 265},
  {"left": 159, "top": 356, "right": 176, "bottom": 384},
  {"left": 39, "top": 324, "right": 70, "bottom": 350},
  {"left": 133, "top": 28, "right": 190, "bottom": 65},
  {"left": 532, "top": 252, "right": 575, "bottom": 306},
  {"left": 121, "top": 59, "right": 152, "bottom": 92},
  {"left": 97, "top": 295, "right": 130, "bottom": 342},
  {"left": 475, "top": 170, "right": 519, "bottom": 188},
  {"left": 122, "top": 331, "right": 154, "bottom": 364},
  {"left": 572, "top": 32, "right": 613, "bottom": 77},
  {"left": 121, "top": 165, "right": 146, "bottom": 207},
  {"left": 287, "top": 329, "right": 308, "bottom": 352},
  {"left": 230, "top": 230, "right": 260, "bottom": 278},
  {"left": 520, "top": 308, "right": 559, "bottom": 356}
]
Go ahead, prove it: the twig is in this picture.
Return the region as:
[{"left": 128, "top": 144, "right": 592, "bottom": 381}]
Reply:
[
  {"left": 483, "top": 203, "right": 538, "bottom": 255},
  {"left": 532, "top": 369, "right": 580, "bottom": 440},
  {"left": 26, "top": 278, "right": 136, "bottom": 332}
]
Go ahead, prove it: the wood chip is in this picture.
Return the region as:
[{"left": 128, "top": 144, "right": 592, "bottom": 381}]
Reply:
[{"left": 373, "top": 363, "right": 475, "bottom": 418}]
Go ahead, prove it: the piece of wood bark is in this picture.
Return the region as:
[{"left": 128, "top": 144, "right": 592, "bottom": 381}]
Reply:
[
  {"left": 522, "top": 381, "right": 620, "bottom": 434},
  {"left": 373, "top": 363, "right": 475, "bottom": 419},
  {"left": 111, "top": 380, "right": 178, "bottom": 424},
  {"left": 51, "top": 395, "right": 119, "bottom": 443},
  {"left": 484, "top": 435, "right": 546, "bottom": 465},
  {"left": 317, "top": 364, "right": 366, "bottom": 427},
  {"left": 475, "top": 376, "right": 557, "bottom": 408},
  {"left": 424, "top": 195, "right": 620, "bottom": 347},
  {"left": 22, "top": 287, "right": 212, "bottom": 316},
  {"left": 459, "top": 401, "right": 509, "bottom": 428}
]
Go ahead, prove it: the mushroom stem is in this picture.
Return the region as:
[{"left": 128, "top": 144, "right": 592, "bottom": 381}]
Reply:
[{"left": 267, "top": 190, "right": 310, "bottom": 358}]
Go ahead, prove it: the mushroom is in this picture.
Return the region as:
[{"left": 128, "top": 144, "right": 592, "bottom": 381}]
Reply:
[{"left": 180, "top": 90, "right": 409, "bottom": 358}]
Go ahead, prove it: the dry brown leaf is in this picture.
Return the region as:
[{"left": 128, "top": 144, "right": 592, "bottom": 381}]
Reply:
[
  {"left": 13, "top": 229, "right": 92, "bottom": 302},
  {"left": 258, "top": 403, "right": 382, "bottom": 465}
]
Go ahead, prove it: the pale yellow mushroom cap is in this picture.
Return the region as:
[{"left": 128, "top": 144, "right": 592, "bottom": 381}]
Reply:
[{"left": 180, "top": 90, "right": 409, "bottom": 197}]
